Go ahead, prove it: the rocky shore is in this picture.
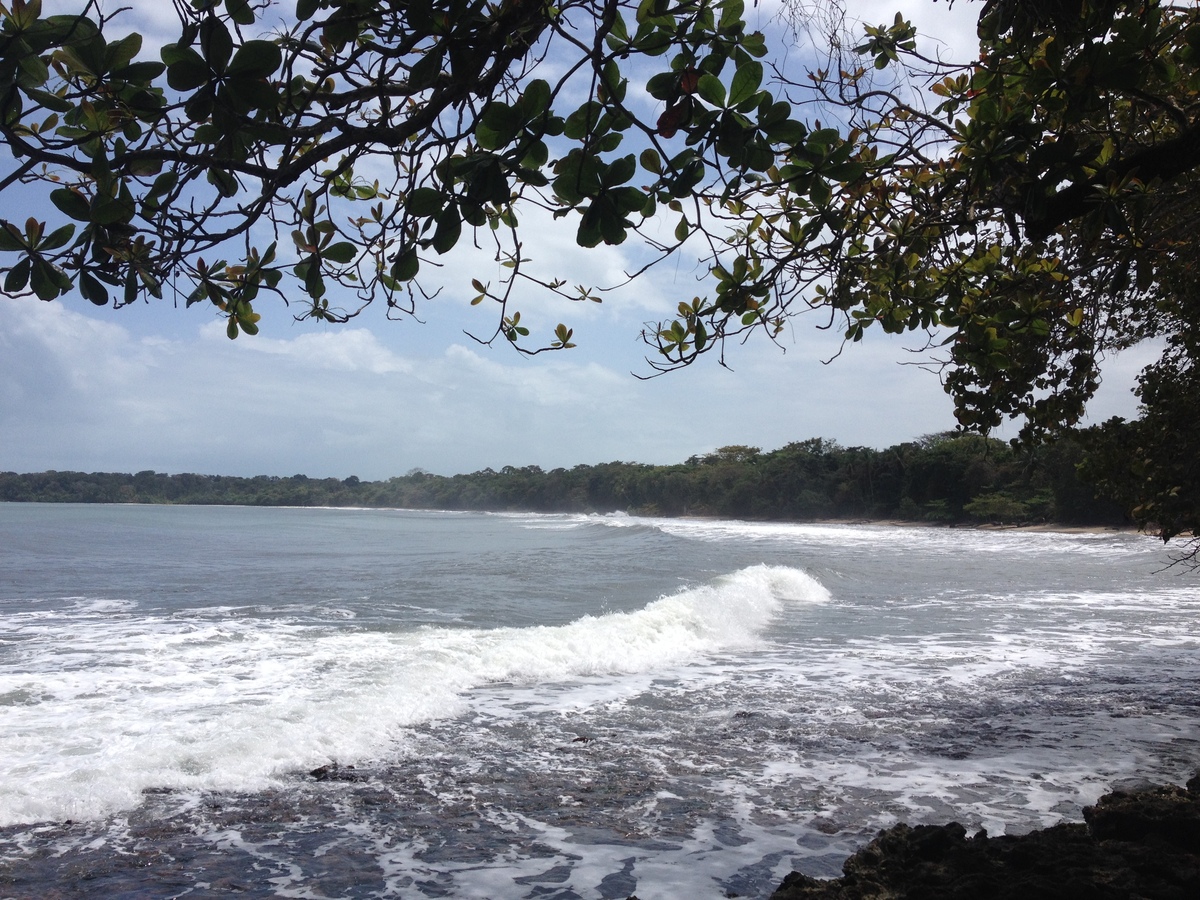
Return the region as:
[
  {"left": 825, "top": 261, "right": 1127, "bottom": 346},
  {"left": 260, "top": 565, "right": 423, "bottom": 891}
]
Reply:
[{"left": 768, "top": 774, "right": 1200, "bottom": 899}]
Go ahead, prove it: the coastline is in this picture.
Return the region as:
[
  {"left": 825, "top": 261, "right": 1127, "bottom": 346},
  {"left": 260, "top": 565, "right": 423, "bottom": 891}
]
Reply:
[{"left": 807, "top": 517, "right": 1142, "bottom": 536}]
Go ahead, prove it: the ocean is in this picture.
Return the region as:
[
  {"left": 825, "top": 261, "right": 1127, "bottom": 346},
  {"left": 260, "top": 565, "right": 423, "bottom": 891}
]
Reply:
[{"left": 0, "top": 503, "right": 1197, "bottom": 898}]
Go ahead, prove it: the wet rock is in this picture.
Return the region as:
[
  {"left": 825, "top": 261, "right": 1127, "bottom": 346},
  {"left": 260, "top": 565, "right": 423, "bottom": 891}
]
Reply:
[
  {"left": 1083, "top": 783, "right": 1200, "bottom": 847},
  {"left": 770, "top": 774, "right": 1200, "bottom": 899},
  {"left": 308, "top": 763, "right": 364, "bottom": 783}
]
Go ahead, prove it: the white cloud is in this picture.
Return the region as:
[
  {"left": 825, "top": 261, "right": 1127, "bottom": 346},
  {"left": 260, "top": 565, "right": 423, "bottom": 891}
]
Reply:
[
  {"left": 0, "top": 294, "right": 962, "bottom": 479},
  {"left": 200, "top": 323, "right": 414, "bottom": 376}
]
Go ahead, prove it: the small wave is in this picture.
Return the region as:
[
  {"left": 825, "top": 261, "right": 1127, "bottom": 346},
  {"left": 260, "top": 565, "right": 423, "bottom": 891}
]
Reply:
[
  {"left": 449, "top": 564, "right": 829, "bottom": 684},
  {"left": 0, "top": 565, "right": 827, "bottom": 826},
  {"left": 588, "top": 515, "right": 1160, "bottom": 560}
]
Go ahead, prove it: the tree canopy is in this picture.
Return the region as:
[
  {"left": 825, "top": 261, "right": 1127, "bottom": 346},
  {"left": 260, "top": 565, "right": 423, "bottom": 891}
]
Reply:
[
  {"left": 0, "top": 0, "right": 789, "bottom": 345},
  {"left": 1, "top": 0, "right": 1198, "bottom": 548}
]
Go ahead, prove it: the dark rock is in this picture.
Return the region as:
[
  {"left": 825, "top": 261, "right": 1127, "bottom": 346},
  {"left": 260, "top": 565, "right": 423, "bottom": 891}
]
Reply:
[
  {"left": 1083, "top": 785, "right": 1200, "bottom": 847},
  {"left": 770, "top": 774, "right": 1200, "bottom": 900},
  {"left": 308, "top": 763, "right": 364, "bottom": 783}
]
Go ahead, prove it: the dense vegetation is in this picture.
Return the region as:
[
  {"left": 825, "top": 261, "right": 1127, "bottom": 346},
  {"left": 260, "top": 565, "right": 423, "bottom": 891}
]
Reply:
[{"left": 0, "top": 431, "right": 1124, "bottom": 526}]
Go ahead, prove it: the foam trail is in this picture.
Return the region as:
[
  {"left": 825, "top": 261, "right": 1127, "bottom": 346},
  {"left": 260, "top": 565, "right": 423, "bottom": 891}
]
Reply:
[{"left": 0, "top": 565, "right": 826, "bottom": 825}]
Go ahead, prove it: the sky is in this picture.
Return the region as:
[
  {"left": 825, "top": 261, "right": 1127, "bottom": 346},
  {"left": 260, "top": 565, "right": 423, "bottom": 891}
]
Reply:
[{"left": 0, "top": 1, "right": 1150, "bottom": 480}]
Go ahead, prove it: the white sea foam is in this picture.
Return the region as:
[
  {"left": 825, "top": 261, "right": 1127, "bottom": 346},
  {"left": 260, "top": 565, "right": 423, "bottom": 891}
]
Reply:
[
  {"left": 584, "top": 513, "right": 1158, "bottom": 557},
  {"left": 0, "top": 565, "right": 826, "bottom": 826}
]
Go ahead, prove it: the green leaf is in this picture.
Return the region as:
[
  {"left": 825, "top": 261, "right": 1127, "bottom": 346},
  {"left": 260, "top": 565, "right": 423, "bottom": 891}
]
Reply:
[
  {"left": 118, "top": 61, "right": 166, "bottom": 82},
  {"left": 407, "top": 48, "right": 443, "bottom": 91},
  {"left": 636, "top": 0, "right": 671, "bottom": 25},
  {"left": 521, "top": 140, "right": 549, "bottom": 170},
  {"left": 106, "top": 33, "right": 143, "bottom": 71},
  {"left": 719, "top": 0, "right": 746, "bottom": 32},
  {"left": 576, "top": 204, "right": 604, "bottom": 249},
  {"left": 609, "top": 11, "right": 629, "bottom": 43},
  {"left": 519, "top": 79, "right": 551, "bottom": 118},
  {"left": 127, "top": 154, "right": 163, "bottom": 176},
  {"left": 742, "top": 31, "right": 768, "bottom": 58},
  {"left": 475, "top": 122, "right": 504, "bottom": 151},
  {"left": 646, "top": 71, "right": 677, "bottom": 101},
  {"left": 392, "top": 246, "right": 419, "bottom": 281},
  {"left": 224, "top": 76, "right": 278, "bottom": 112},
  {"left": 17, "top": 55, "right": 49, "bottom": 90},
  {"left": 226, "top": 0, "right": 255, "bottom": 26},
  {"left": 405, "top": 187, "right": 444, "bottom": 217},
  {"left": 765, "top": 119, "right": 807, "bottom": 144},
  {"left": 90, "top": 194, "right": 135, "bottom": 225},
  {"left": 29, "top": 257, "right": 61, "bottom": 301},
  {"left": 728, "top": 61, "right": 762, "bottom": 107},
  {"left": 200, "top": 18, "right": 234, "bottom": 75},
  {"left": 640, "top": 148, "right": 662, "bottom": 175},
  {"left": 184, "top": 88, "right": 215, "bottom": 121},
  {"left": 79, "top": 269, "right": 109, "bottom": 306},
  {"left": 697, "top": 74, "right": 726, "bottom": 108},
  {"left": 162, "top": 45, "right": 210, "bottom": 91},
  {"left": 0, "top": 224, "right": 25, "bottom": 252},
  {"left": 601, "top": 154, "right": 637, "bottom": 188},
  {"left": 207, "top": 167, "right": 239, "bottom": 198},
  {"left": 564, "top": 102, "right": 602, "bottom": 140},
  {"left": 600, "top": 59, "right": 627, "bottom": 103},
  {"left": 40, "top": 223, "right": 75, "bottom": 251},
  {"left": 296, "top": 0, "right": 321, "bottom": 21},
  {"left": 431, "top": 208, "right": 461, "bottom": 254},
  {"left": 51, "top": 188, "right": 91, "bottom": 222},
  {"left": 611, "top": 186, "right": 645, "bottom": 215},
  {"left": 323, "top": 241, "right": 356, "bottom": 264},
  {"left": 226, "top": 41, "right": 282, "bottom": 79},
  {"left": 29, "top": 87, "right": 72, "bottom": 113},
  {"left": 147, "top": 170, "right": 179, "bottom": 199},
  {"left": 4, "top": 257, "right": 30, "bottom": 294}
]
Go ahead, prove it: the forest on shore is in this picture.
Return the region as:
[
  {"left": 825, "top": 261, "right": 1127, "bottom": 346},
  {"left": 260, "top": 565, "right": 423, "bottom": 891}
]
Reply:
[{"left": 0, "top": 431, "right": 1127, "bottom": 527}]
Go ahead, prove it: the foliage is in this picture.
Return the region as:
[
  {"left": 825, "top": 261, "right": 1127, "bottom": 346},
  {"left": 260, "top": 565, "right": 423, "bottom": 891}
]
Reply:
[
  {"left": 0, "top": 430, "right": 1126, "bottom": 526},
  {"left": 0, "top": 0, "right": 792, "bottom": 346},
  {"left": 1079, "top": 345, "right": 1200, "bottom": 552},
  {"left": 655, "top": 0, "right": 1198, "bottom": 425},
  {"left": 645, "top": 0, "right": 1200, "bottom": 543}
]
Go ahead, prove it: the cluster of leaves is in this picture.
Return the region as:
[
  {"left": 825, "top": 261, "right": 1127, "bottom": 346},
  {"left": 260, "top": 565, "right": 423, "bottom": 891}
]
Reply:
[
  {"left": 0, "top": 0, "right": 817, "bottom": 348},
  {"left": 655, "top": 1, "right": 1195, "bottom": 412},
  {"left": 643, "top": 0, "right": 1200, "bottom": 543},
  {"left": 1080, "top": 339, "right": 1200, "bottom": 556}
]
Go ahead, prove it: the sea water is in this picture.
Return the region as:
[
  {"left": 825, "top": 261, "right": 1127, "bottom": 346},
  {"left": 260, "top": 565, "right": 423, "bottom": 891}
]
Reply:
[{"left": 0, "top": 504, "right": 1197, "bottom": 898}]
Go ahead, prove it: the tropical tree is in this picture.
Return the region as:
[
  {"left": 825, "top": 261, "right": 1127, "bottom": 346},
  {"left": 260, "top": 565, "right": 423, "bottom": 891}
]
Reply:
[
  {"left": 647, "top": 0, "right": 1200, "bottom": 547},
  {"left": 0, "top": 0, "right": 797, "bottom": 346}
]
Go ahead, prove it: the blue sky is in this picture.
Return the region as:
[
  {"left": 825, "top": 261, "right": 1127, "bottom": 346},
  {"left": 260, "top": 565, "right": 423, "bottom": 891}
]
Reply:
[{"left": 0, "top": 1, "right": 1148, "bottom": 479}]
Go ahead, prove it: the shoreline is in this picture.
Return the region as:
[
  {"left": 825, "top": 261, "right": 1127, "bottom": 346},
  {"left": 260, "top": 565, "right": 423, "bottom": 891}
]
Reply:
[
  {"left": 806, "top": 517, "right": 1142, "bottom": 535},
  {"left": 1, "top": 498, "right": 1144, "bottom": 536}
]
